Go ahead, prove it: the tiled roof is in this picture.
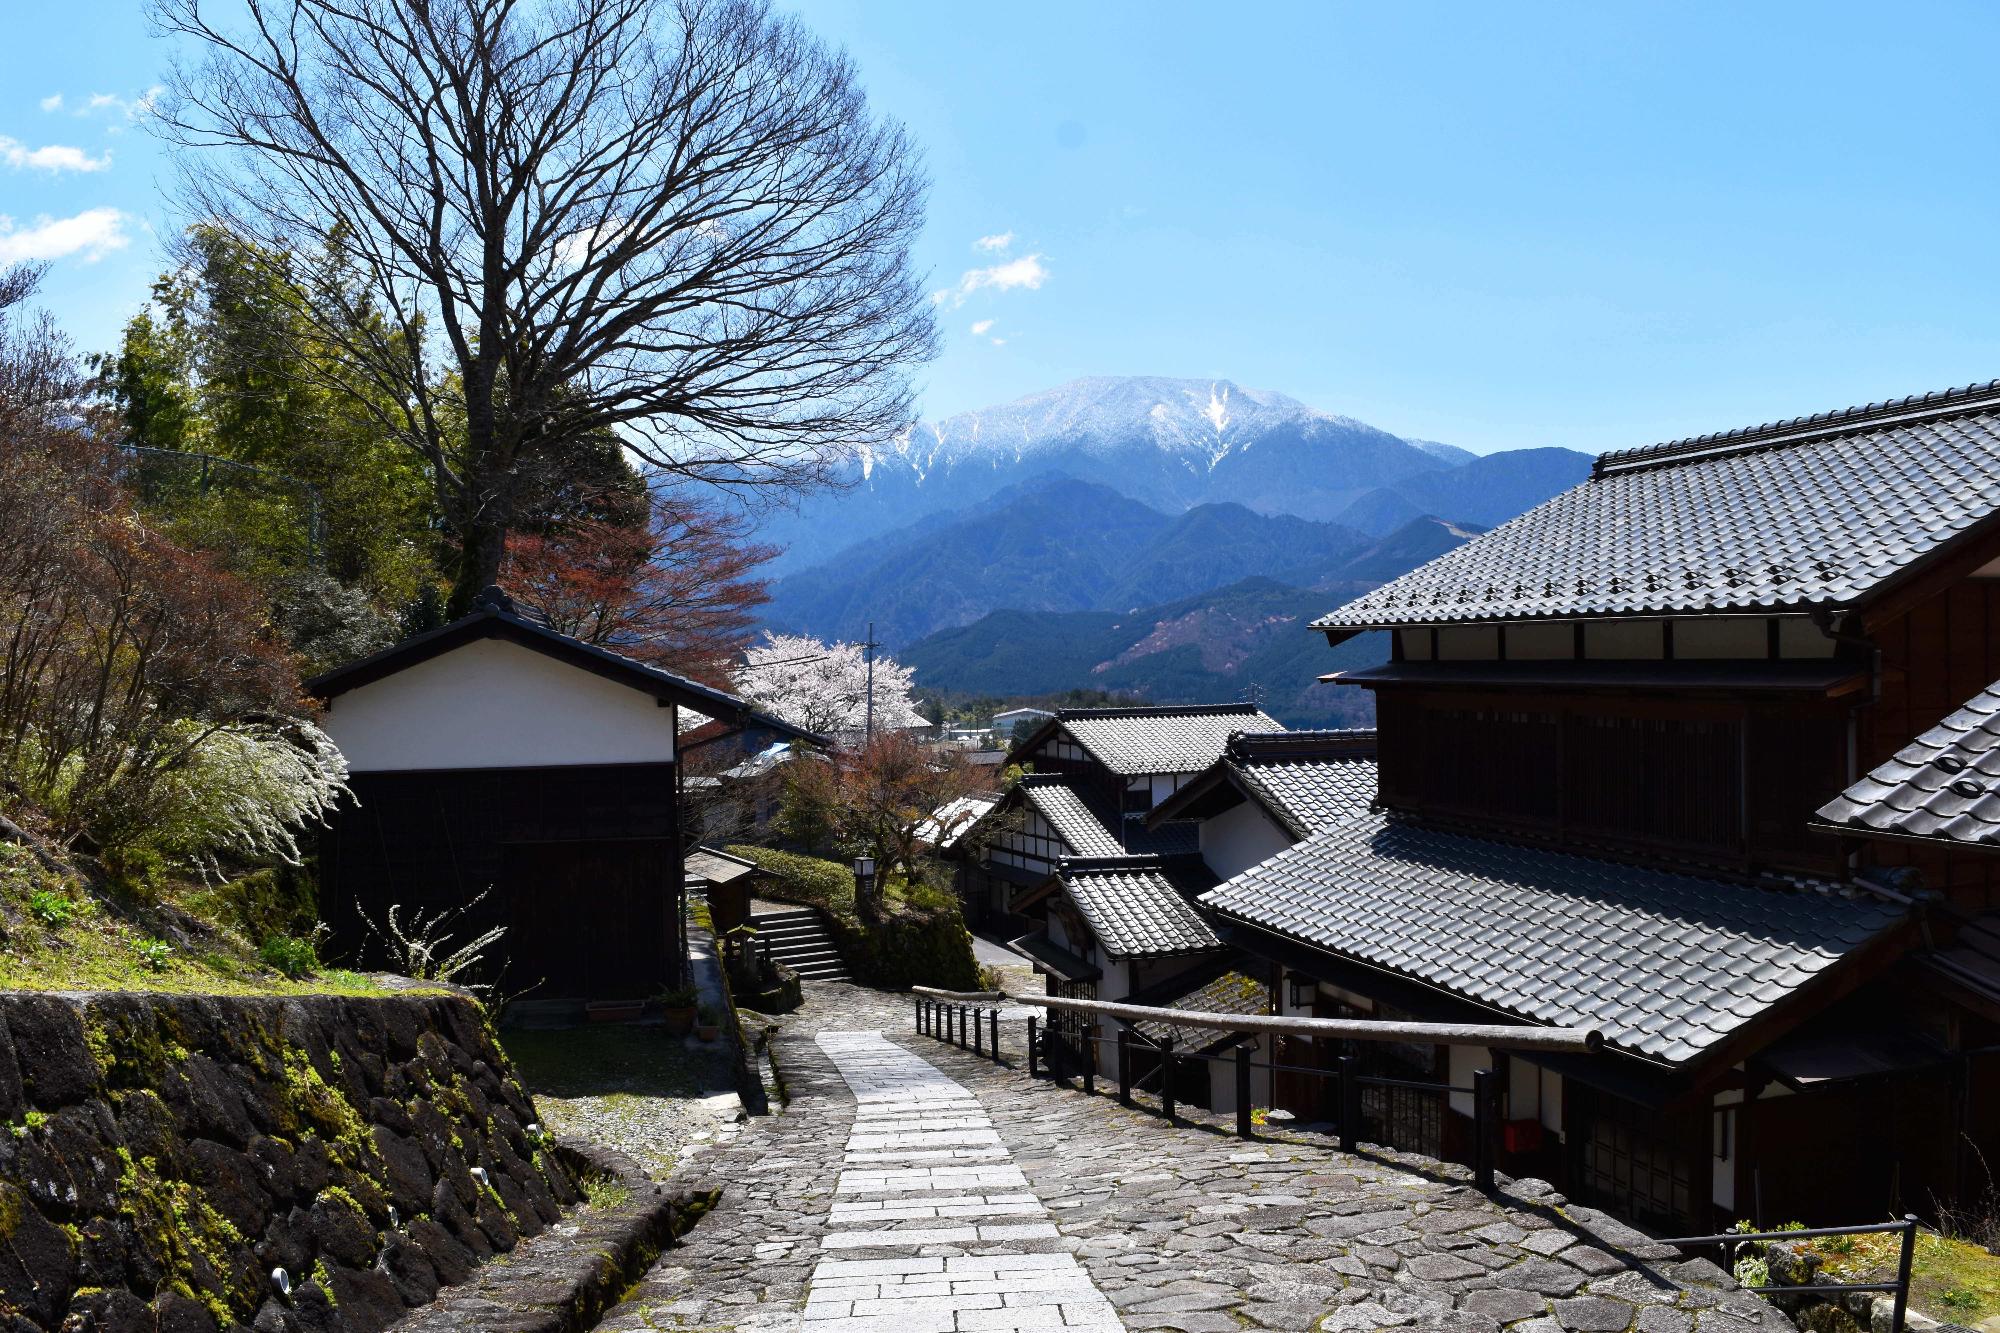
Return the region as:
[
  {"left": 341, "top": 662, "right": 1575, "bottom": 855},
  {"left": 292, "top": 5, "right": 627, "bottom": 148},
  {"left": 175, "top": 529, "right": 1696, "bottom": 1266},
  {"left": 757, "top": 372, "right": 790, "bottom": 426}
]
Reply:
[
  {"left": 684, "top": 847, "right": 763, "bottom": 885},
  {"left": 1061, "top": 857, "right": 1223, "bottom": 960},
  {"left": 1019, "top": 778, "right": 1127, "bottom": 857},
  {"left": 1053, "top": 704, "right": 1284, "bottom": 775},
  {"left": 917, "top": 793, "right": 1001, "bottom": 849},
  {"left": 1315, "top": 381, "right": 2000, "bottom": 630},
  {"left": 1227, "top": 730, "right": 1379, "bottom": 839},
  {"left": 1199, "top": 814, "right": 1906, "bottom": 1064},
  {"left": 1017, "top": 776, "right": 1202, "bottom": 858},
  {"left": 1126, "top": 959, "right": 1271, "bottom": 1046},
  {"left": 1816, "top": 681, "right": 2000, "bottom": 846}
]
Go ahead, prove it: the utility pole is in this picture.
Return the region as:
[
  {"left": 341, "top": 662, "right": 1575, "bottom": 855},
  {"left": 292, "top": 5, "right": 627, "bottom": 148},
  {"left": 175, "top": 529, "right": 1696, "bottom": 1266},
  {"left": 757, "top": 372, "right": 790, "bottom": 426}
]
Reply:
[{"left": 862, "top": 620, "right": 880, "bottom": 743}]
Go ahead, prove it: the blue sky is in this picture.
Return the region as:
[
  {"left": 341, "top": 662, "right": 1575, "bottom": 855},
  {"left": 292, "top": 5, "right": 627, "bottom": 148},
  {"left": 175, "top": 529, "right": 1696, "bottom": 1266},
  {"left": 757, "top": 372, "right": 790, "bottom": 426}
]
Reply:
[{"left": 6, "top": 2, "right": 2000, "bottom": 453}]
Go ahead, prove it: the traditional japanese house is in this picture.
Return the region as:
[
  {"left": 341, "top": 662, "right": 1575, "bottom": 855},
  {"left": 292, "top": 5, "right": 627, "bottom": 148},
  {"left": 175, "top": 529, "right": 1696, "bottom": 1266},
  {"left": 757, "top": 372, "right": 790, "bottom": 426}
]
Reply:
[
  {"left": 1202, "top": 380, "right": 2000, "bottom": 1229},
  {"left": 309, "top": 588, "right": 821, "bottom": 1001},
  {"left": 1147, "top": 729, "right": 1378, "bottom": 881},
  {"left": 952, "top": 703, "right": 1282, "bottom": 1108},
  {"left": 954, "top": 703, "right": 1283, "bottom": 928}
]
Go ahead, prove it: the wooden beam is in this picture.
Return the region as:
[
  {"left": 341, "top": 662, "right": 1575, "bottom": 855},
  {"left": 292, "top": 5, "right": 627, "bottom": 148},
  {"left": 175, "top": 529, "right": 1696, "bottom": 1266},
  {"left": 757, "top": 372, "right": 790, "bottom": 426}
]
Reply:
[{"left": 1005, "top": 991, "right": 1602, "bottom": 1053}]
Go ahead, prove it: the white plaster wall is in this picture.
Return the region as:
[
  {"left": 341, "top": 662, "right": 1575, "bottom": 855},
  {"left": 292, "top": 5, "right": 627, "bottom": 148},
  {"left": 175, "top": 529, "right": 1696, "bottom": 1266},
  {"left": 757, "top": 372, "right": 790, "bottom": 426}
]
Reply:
[
  {"left": 1448, "top": 1044, "right": 1492, "bottom": 1118},
  {"left": 323, "top": 637, "right": 678, "bottom": 773},
  {"left": 1200, "top": 800, "right": 1295, "bottom": 882}
]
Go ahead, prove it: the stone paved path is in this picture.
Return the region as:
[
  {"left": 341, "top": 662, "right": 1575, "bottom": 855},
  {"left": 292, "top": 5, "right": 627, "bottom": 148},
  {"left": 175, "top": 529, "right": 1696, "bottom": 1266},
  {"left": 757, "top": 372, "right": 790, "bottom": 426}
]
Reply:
[
  {"left": 804, "top": 1030, "right": 1121, "bottom": 1330},
  {"left": 593, "top": 984, "right": 1790, "bottom": 1333}
]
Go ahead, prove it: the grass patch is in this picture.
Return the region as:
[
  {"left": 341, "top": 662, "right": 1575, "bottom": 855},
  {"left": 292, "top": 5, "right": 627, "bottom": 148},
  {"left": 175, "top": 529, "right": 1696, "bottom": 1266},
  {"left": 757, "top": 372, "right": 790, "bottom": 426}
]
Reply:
[
  {"left": 502, "top": 1023, "right": 736, "bottom": 1179},
  {"left": 1805, "top": 1228, "right": 2000, "bottom": 1323},
  {"left": 502, "top": 1026, "right": 709, "bottom": 1101},
  {"left": 582, "top": 1177, "right": 633, "bottom": 1210},
  {"left": 0, "top": 841, "right": 391, "bottom": 997}
]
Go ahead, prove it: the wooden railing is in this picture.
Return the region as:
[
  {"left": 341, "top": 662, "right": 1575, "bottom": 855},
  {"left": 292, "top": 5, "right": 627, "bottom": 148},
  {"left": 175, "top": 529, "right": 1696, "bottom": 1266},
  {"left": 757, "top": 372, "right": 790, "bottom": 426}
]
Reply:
[{"left": 910, "top": 987, "right": 1598, "bottom": 1191}]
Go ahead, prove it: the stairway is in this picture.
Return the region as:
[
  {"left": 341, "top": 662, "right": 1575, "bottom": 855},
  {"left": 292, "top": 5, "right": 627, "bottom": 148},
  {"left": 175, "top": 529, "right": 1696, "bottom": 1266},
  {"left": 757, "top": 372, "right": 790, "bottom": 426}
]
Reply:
[{"left": 750, "top": 907, "right": 852, "bottom": 982}]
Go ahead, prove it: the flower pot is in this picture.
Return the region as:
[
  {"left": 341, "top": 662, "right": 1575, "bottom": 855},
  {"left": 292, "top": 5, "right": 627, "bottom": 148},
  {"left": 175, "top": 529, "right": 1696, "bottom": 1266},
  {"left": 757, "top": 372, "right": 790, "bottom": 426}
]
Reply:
[
  {"left": 586, "top": 1000, "right": 645, "bottom": 1023},
  {"left": 660, "top": 1005, "right": 696, "bottom": 1036},
  {"left": 695, "top": 1023, "right": 722, "bottom": 1042}
]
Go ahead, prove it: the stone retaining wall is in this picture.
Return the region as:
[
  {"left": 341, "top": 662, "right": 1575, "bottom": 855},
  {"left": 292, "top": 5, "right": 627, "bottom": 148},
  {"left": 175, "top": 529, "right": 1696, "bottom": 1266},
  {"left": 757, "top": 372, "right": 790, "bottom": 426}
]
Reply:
[{"left": 0, "top": 987, "right": 583, "bottom": 1332}]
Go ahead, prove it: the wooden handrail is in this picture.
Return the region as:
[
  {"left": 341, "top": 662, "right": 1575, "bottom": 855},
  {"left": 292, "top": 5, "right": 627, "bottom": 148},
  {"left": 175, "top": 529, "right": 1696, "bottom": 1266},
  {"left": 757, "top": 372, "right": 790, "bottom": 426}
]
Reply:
[
  {"left": 911, "top": 985, "right": 1007, "bottom": 1001},
  {"left": 1006, "top": 992, "right": 1602, "bottom": 1053}
]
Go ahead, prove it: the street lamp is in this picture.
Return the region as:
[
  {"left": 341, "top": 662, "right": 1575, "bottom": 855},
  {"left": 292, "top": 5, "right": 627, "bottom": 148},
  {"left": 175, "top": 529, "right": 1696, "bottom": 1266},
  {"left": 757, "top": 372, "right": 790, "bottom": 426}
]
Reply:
[{"left": 853, "top": 856, "right": 876, "bottom": 897}]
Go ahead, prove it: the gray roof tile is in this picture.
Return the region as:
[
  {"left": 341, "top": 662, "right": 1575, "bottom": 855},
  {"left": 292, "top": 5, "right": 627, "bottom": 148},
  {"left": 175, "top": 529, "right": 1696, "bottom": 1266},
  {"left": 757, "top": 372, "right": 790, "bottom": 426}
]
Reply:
[
  {"left": 1817, "top": 680, "right": 2000, "bottom": 846},
  {"left": 1020, "top": 779, "right": 1127, "bottom": 857},
  {"left": 1199, "top": 814, "right": 1907, "bottom": 1064},
  {"left": 1061, "top": 858, "right": 1223, "bottom": 960},
  {"left": 1054, "top": 704, "right": 1284, "bottom": 775},
  {"left": 1224, "top": 730, "right": 1378, "bottom": 838},
  {"left": 1314, "top": 381, "right": 2000, "bottom": 631}
]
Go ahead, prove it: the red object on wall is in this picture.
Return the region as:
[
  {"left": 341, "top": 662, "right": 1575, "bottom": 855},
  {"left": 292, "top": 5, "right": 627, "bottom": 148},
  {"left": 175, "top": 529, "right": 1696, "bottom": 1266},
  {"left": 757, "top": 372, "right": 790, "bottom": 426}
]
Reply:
[{"left": 1502, "top": 1119, "right": 1544, "bottom": 1153}]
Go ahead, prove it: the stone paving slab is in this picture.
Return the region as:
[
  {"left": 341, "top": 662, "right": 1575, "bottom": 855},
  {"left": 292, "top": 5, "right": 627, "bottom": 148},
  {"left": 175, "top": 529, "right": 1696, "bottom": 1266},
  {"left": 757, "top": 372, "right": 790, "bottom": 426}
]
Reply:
[{"left": 593, "top": 983, "right": 1792, "bottom": 1333}]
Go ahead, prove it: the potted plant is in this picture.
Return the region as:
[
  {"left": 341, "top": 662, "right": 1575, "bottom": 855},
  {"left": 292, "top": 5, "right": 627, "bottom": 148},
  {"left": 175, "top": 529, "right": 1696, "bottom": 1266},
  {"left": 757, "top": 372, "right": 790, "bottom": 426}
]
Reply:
[
  {"left": 657, "top": 984, "right": 699, "bottom": 1036},
  {"left": 695, "top": 1002, "right": 723, "bottom": 1042}
]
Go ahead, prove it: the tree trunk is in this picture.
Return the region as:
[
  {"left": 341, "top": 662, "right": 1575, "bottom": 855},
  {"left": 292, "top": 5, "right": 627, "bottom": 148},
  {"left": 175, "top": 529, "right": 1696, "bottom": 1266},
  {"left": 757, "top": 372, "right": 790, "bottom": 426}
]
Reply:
[
  {"left": 448, "top": 379, "right": 508, "bottom": 618},
  {"left": 450, "top": 518, "right": 509, "bottom": 617}
]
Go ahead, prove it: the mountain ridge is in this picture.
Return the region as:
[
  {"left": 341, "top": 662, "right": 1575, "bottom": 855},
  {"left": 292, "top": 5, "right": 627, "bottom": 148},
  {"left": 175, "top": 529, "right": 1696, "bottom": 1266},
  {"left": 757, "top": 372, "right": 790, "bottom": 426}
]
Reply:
[{"left": 754, "top": 374, "right": 1590, "bottom": 571}]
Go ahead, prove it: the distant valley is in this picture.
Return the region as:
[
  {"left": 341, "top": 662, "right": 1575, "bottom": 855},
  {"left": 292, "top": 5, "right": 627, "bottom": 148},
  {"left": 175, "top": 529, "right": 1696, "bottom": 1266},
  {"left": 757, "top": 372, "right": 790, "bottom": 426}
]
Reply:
[{"left": 747, "top": 374, "right": 1591, "bottom": 724}]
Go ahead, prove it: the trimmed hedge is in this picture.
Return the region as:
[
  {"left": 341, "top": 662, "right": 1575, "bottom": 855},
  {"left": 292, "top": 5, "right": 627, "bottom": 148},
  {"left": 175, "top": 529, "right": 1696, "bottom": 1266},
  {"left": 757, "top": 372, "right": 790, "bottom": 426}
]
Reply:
[{"left": 726, "top": 845, "right": 979, "bottom": 992}]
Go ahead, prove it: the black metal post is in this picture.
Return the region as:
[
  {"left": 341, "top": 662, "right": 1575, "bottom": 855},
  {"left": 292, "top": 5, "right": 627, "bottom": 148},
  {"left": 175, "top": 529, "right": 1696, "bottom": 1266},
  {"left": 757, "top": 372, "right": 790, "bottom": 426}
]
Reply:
[
  {"left": 1160, "top": 1038, "right": 1177, "bottom": 1122},
  {"left": 973, "top": 1005, "right": 984, "bottom": 1056},
  {"left": 1339, "top": 1055, "right": 1359, "bottom": 1152},
  {"left": 1236, "top": 1045, "right": 1254, "bottom": 1139},
  {"left": 1082, "top": 1026, "right": 1096, "bottom": 1095},
  {"left": 989, "top": 1008, "right": 1001, "bottom": 1062},
  {"left": 958, "top": 1005, "right": 969, "bottom": 1050},
  {"left": 1473, "top": 1068, "right": 1496, "bottom": 1191},
  {"left": 1892, "top": 1215, "right": 1918, "bottom": 1333},
  {"left": 1117, "top": 1030, "right": 1132, "bottom": 1105},
  {"left": 1028, "top": 1017, "right": 1039, "bottom": 1077}
]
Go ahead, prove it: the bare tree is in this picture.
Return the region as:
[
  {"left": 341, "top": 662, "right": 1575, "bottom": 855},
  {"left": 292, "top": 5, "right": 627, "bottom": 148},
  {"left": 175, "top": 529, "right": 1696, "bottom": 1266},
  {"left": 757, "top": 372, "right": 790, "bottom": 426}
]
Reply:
[{"left": 151, "top": 0, "right": 936, "bottom": 611}]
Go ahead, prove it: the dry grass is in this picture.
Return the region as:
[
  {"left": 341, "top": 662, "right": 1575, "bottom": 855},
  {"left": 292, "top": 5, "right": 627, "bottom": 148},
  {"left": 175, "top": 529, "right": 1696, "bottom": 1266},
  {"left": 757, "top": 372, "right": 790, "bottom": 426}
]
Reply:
[{"left": 1806, "top": 1228, "right": 2000, "bottom": 1324}]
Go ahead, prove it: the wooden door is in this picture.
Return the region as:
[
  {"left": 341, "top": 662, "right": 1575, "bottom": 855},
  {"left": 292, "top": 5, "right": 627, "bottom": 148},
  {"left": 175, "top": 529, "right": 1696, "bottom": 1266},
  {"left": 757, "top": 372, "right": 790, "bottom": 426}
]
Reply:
[{"left": 500, "top": 838, "right": 678, "bottom": 1000}]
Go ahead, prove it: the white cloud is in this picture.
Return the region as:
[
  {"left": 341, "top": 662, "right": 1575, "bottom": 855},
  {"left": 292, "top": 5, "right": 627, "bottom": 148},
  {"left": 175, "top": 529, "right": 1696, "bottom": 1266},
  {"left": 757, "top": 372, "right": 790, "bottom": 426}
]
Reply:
[
  {"left": 990, "top": 337, "right": 1006, "bottom": 347},
  {"left": 974, "top": 231, "right": 1014, "bottom": 252},
  {"left": 932, "top": 253, "right": 1048, "bottom": 307},
  {"left": 73, "top": 86, "right": 161, "bottom": 121},
  {"left": 0, "top": 208, "right": 133, "bottom": 264},
  {"left": 0, "top": 137, "right": 111, "bottom": 173},
  {"left": 969, "top": 319, "right": 995, "bottom": 336},
  {"left": 38, "top": 94, "right": 63, "bottom": 113}
]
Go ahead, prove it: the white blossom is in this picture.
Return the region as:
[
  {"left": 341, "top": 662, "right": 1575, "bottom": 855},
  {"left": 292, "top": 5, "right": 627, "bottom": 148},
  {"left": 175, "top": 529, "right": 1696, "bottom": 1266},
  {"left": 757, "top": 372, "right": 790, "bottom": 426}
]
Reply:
[{"left": 731, "top": 632, "right": 927, "bottom": 742}]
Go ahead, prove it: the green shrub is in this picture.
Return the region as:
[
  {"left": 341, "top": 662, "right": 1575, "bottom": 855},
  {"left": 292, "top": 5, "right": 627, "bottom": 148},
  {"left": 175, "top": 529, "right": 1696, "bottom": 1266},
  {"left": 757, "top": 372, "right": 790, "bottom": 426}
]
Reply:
[
  {"left": 132, "top": 938, "right": 174, "bottom": 972},
  {"left": 27, "top": 889, "right": 76, "bottom": 927},
  {"left": 725, "top": 845, "right": 978, "bottom": 991},
  {"left": 259, "top": 931, "right": 321, "bottom": 979},
  {"left": 727, "top": 845, "right": 854, "bottom": 916}
]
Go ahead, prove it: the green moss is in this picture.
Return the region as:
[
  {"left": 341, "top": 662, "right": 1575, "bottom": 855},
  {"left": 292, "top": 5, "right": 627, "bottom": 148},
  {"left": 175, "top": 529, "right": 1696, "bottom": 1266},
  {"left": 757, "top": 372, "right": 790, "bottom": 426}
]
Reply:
[
  {"left": 312, "top": 1258, "right": 338, "bottom": 1306},
  {"left": 115, "top": 1150, "right": 251, "bottom": 1325}
]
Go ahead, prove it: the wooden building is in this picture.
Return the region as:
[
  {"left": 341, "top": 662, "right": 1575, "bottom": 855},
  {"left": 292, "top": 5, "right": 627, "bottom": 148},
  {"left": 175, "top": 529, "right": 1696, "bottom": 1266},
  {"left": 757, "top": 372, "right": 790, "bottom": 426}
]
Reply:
[
  {"left": 1203, "top": 380, "right": 2000, "bottom": 1229},
  {"left": 308, "top": 589, "right": 820, "bottom": 1000},
  {"left": 951, "top": 704, "right": 1284, "bottom": 1109}
]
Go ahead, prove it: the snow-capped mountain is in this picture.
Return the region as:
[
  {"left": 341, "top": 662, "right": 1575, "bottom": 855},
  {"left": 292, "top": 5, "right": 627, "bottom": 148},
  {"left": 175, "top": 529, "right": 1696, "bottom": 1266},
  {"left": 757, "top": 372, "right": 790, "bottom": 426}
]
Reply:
[
  {"left": 861, "top": 376, "right": 1353, "bottom": 478},
  {"left": 761, "top": 375, "right": 1517, "bottom": 572}
]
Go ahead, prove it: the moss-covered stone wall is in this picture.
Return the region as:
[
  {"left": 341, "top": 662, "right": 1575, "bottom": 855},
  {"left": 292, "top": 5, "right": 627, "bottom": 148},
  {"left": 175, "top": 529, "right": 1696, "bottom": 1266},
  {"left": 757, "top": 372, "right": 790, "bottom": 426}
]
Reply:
[{"left": 0, "top": 988, "right": 581, "bottom": 1332}]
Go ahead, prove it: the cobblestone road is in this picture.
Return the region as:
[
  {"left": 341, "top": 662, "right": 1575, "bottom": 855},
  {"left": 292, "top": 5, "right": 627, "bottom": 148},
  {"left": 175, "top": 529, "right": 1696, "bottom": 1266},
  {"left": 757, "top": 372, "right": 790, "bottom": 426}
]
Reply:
[{"left": 593, "top": 984, "right": 1787, "bottom": 1333}]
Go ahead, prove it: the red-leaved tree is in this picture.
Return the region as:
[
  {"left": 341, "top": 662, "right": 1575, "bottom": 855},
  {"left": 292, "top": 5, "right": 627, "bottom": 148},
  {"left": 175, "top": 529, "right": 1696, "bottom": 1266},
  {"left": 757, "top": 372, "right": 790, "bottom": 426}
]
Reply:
[{"left": 500, "top": 493, "right": 774, "bottom": 685}]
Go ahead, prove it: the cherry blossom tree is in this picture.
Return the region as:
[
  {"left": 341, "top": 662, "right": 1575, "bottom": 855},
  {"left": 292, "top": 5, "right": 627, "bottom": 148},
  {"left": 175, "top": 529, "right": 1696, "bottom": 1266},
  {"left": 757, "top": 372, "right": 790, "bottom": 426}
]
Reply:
[{"left": 730, "top": 632, "right": 926, "bottom": 741}]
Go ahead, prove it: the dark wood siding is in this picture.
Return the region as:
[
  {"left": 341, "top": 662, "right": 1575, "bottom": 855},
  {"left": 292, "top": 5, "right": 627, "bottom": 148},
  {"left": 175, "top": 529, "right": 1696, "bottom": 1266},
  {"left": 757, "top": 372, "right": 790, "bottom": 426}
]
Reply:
[
  {"left": 318, "top": 762, "right": 682, "bottom": 998},
  {"left": 1378, "top": 689, "right": 1844, "bottom": 873},
  {"left": 1863, "top": 580, "right": 2000, "bottom": 907}
]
